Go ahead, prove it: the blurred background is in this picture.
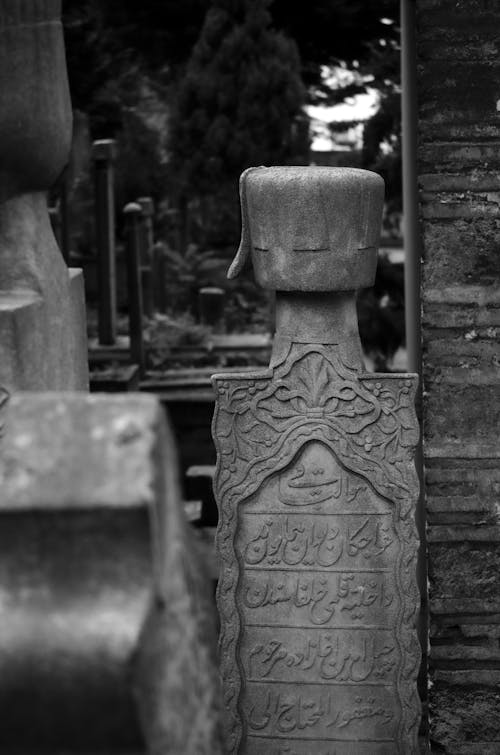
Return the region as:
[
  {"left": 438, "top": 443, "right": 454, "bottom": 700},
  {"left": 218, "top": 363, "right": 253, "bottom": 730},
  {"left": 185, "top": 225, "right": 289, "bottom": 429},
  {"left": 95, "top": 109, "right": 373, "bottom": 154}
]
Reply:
[{"left": 54, "top": 0, "right": 406, "bottom": 379}]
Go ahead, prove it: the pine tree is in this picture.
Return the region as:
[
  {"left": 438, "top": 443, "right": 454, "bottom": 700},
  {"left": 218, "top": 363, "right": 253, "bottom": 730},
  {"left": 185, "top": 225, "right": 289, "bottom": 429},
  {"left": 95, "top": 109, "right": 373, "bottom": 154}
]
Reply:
[{"left": 168, "top": 0, "right": 306, "bottom": 247}]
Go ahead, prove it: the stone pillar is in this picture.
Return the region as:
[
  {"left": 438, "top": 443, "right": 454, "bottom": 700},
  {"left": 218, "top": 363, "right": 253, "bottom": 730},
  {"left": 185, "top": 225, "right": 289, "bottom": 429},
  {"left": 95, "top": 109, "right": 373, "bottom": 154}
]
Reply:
[
  {"left": 138, "top": 196, "right": 155, "bottom": 318},
  {"left": 153, "top": 240, "right": 168, "bottom": 313},
  {"left": 199, "top": 286, "right": 225, "bottom": 329},
  {"left": 0, "top": 393, "right": 223, "bottom": 753},
  {"left": 0, "top": 0, "right": 88, "bottom": 391},
  {"left": 212, "top": 166, "right": 421, "bottom": 753},
  {"left": 124, "top": 202, "right": 145, "bottom": 374},
  {"left": 92, "top": 139, "right": 117, "bottom": 346},
  {"left": 417, "top": 1, "right": 500, "bottom": 750}
]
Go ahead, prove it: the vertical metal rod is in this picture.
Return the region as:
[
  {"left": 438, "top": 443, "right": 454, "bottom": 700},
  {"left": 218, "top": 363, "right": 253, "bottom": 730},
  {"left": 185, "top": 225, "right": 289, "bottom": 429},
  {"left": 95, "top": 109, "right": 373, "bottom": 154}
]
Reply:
[
  {"left": 401, "top": 0, "right": 421, "bottom": 376},
  {"left": 93, "top": 139, "right": 117, "bottom": 345},
  {"left": 401, "top": 0, "right": 428, "bottom": 732},
  {"left": 124, "top": 202, "right": 145, "bottom": 375}
]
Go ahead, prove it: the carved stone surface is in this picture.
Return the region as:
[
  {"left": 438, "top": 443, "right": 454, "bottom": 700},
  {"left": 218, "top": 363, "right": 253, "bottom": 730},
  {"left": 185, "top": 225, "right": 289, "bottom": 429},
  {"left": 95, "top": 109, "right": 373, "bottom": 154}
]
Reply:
[
  {"left": 212, "top": 167, "right": 421, "bottom": 753},
  {"left": 0, "top": 0, "right": 88, "bottom": 391},
  {"left": 0, "top": 393, "right": 223, "bottom": 753}
]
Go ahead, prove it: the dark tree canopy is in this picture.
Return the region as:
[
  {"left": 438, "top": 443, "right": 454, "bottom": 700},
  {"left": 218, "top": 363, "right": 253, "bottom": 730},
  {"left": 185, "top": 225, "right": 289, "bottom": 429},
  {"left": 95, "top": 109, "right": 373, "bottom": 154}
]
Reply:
[
  {"left": 63, "top": 0, "right": 400, "bottom": 114},
  {"left": 168, "top": 0, "right": 305, "bottom": 197}
]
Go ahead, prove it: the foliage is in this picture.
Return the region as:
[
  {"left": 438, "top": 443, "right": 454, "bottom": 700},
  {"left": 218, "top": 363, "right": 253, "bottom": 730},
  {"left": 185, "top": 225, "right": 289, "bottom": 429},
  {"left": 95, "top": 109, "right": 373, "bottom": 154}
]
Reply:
[
  {"left": 161, "top": 244, "right": 228, "bottom": 314},
  {"left": 272, "top": 0, "right": 399, "bottom": 104},
  {"left": 159, "top": 243, "right": 271, "bottom": 333},
  {"left": 64, "top": 0, "right": 400, "bottom": 110},
  {"left": 360, "top": 26, "right": 402, "bottom": 213},
  {"left": 167, "top": 0, "right": 306, "bottom": 248},
  {"left": 143, "top": 312, "right": 210, "bottom": 368}
]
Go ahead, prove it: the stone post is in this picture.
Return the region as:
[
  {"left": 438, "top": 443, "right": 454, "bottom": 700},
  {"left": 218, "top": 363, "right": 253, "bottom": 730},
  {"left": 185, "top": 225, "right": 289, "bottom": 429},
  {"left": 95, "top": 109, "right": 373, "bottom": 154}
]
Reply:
[
  {"left": 152, "top": 240, "right": 168, "bottom": 313},
  {"left": 137, "top": 196, "right": 155, "bottom": 318},
  {"left": 212, "top": 167, "right": 421, "bottom": 754},
  {"left": 92, "top": 139, "right": 117, "bottom": 345},
  {"left": 124, "top": 202, "right": 145, "bottom": 374},
  {"left": 199, "top": 286, "right": 225, "bottom": 329},
  {"left": 0, "top": 0, "right": 88, "bottom": 391}
]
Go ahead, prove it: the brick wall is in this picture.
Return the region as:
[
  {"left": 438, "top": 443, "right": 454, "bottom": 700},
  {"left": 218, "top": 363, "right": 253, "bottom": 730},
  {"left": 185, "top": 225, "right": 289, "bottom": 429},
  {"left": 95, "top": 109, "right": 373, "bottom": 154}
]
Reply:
[{"left": 417, "top": 1, "right": 500, "bottom": 751}]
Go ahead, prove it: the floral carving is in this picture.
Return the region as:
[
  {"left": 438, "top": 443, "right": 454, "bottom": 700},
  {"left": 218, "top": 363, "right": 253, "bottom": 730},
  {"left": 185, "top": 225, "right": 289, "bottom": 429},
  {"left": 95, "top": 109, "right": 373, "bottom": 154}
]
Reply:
[{"left": 212, "top": 344, "right": 420, "bottom": 754}]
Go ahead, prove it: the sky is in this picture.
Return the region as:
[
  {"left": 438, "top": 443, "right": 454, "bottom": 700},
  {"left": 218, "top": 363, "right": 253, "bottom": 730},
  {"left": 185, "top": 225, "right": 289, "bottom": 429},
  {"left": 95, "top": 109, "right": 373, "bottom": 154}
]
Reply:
[{"left": 306, "top": 66, "right": 379, "bottom": 152}]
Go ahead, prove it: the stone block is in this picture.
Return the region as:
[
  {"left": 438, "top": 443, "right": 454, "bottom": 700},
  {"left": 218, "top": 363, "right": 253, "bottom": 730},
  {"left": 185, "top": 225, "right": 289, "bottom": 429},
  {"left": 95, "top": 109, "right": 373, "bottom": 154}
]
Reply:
[{"left": 0, "top": 393, "right": 222, "bottom": 753}]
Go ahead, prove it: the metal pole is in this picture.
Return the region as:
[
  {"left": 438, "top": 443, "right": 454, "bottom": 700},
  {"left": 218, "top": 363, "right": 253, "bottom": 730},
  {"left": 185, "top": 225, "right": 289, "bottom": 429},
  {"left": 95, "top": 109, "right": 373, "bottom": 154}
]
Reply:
[
  {"left": 93, "top": 139, "right": 117, "bottom": 345},
  {"left": 401, "top": 0, "right": 421, "bottom": 376},
  {"left": 401, "top": 0, "right": 428, "bottom": 733},
  {"left": 123, "top": 202, "right": 145, "bottom": 374}
]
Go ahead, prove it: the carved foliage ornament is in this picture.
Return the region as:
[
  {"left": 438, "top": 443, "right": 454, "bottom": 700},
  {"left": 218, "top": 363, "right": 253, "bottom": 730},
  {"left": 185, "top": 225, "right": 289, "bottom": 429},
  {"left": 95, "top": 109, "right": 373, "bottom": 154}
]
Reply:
[{"left": 212, "top": 345, "right": 420, "bottom": 753}]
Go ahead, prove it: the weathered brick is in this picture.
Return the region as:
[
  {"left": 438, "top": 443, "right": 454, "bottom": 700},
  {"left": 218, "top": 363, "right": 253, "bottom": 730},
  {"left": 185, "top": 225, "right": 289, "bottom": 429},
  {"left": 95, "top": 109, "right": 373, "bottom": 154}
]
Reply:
[
  {"left": 428, "top": 526, "right": 500, "bottom": 542},
  {"left": 429, "top": 543, "right": 500, "bottom": 599},
  {"left": 421, "top": 193, "right": 500, "bottom": 220},
  {"left": 421, "top": 218, "right": 500, "bottom": 287},
  {"left": 420, "top": 142, "right": 500, "bottom": 173},
  {"left": 420, "top": 121, "right": 500, "bottom": 142},
  {"left": 420, "top": 173, "right": 500, "bottom": 192},
  {"left": 429, "top": 682, "right": 500, "bottom": 751},
  {"left": 424, "top": 383, "right": 500, "bottom": 448},
  {"left": 430, "top": 597, "right": 500, "bottom": 616},
  {"left": 432, "top": 644, "right": 500, "bottom": 663},
  {"left": 422, "top": 301, "right": 500, "bottom": 328}
]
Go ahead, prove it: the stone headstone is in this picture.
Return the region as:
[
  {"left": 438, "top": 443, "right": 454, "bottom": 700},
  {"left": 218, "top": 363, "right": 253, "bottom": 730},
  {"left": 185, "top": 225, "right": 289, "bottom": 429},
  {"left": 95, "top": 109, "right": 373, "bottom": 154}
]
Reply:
[
  {"left": 199, "top": 286, "right": 225, "bottom": 328},
  {"left": 0, "top": 393, "right": 223, "bottom": 753},
  {"left": 0, "top": 0, "right": 88, "bottom": 391},
  {"left": 212, "top": 167, "right": 421, "bottom": 754}
]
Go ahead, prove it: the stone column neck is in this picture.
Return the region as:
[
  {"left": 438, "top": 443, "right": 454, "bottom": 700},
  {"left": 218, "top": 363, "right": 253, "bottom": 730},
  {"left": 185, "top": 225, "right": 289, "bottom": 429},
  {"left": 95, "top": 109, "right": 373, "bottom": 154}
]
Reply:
[{"left": 272, "top": 290, "right": 364, "bottom": 370}]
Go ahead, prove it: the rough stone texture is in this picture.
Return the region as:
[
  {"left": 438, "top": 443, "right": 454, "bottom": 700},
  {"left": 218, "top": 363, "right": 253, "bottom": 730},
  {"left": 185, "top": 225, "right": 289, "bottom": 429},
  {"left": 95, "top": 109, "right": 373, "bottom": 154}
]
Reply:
[
  {"left": 417, "top": 1, "right": 500, "bottom": 751},
  {"left": 0, "top": 1, "right": 88, "bottom": 392},
  {"left": 212, "top": 167, "right": 421, "bottom": 753},
  {"left": 0, "top": 393, "right": 222, "bottom": 753}
]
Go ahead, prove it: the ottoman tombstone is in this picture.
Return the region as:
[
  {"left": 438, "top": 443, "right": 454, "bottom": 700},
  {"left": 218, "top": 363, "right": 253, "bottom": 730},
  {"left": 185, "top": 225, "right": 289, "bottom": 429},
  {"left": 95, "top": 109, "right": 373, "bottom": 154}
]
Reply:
[{"left": 212, "top": 167, "right": 421, "bottom": 754}]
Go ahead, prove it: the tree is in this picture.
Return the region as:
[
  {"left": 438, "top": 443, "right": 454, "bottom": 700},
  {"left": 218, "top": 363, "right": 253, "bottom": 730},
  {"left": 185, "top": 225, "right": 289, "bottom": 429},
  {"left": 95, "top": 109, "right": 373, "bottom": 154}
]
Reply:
[
  {"left": 271, "top": 0, "right": 399, "bottom": 104},
  {"left": 167, "top": 0, "right": 306, "bottom": 249},
  {"left": 361, "top": 29, "right": 402, "bottom": 214}
]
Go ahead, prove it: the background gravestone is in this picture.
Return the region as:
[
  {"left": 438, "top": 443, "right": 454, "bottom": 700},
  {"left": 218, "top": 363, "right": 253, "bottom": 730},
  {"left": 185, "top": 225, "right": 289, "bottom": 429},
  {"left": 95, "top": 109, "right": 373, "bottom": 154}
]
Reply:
[
  {"left": 0, "top": 0, "right": 88, "bottom": 391},
  {"left": 212, "top": 167, "right": 421, "bottom": 753}
]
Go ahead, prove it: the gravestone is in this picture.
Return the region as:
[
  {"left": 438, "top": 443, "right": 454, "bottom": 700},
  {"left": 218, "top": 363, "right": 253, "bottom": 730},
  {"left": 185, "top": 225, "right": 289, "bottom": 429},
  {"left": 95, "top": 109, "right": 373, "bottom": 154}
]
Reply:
[
  {"left": 0, "top": 0, "right": 88, "bottom": 392},
  {"left": 0, "top": 393, "right": 223, "bottom": 753},
  {"left": 212, "top": 167, "right": 421, "bottom": 754}
]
